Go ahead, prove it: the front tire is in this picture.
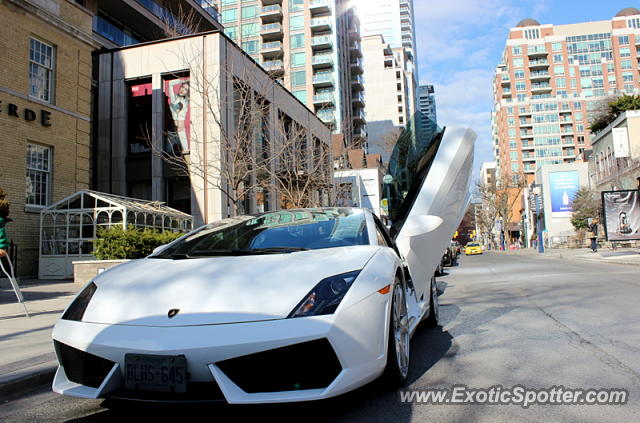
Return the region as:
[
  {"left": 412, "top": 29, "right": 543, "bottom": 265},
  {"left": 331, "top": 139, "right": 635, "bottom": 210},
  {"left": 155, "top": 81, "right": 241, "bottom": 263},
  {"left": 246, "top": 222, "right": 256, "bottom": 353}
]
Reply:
[
  {"left": 382, "top": 278, "right": 409, "bottom": 388},
  {"left": 424, "top": 277, "right": 439, "bottom": 328}
]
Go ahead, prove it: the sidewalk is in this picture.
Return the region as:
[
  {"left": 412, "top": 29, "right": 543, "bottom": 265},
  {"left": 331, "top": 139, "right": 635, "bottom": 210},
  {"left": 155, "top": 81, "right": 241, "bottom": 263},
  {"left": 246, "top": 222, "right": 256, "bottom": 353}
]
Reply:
[
  {"left": 0, "top": 279, "right": 79, "bottom": 402},
  {"left": 498, "top": 246, "right": 640, "bottom": 266}
]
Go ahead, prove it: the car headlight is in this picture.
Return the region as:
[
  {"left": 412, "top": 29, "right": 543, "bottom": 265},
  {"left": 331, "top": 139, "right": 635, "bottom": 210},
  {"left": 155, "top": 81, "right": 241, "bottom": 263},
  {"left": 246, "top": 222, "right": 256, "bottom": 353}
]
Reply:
[
  {"left": 61, "top": 282, "right": 97, "bottom": 321},
  {"left": 288, "top": 270, "right": 361, "bottom": 318}
]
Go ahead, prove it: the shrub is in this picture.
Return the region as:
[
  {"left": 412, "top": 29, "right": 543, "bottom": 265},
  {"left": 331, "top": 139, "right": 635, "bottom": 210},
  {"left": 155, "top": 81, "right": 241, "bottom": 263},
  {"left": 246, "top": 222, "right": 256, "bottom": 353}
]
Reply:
[{"left": 94, "top": 226, "right": 184, "bottom": 260}]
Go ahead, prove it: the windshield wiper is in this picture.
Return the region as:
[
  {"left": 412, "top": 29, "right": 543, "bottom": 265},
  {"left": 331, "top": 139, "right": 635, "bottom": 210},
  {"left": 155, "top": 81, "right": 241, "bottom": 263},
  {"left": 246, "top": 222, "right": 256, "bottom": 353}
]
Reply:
[{"left": 149, "top": 253, "right": 193, "bottom": 260}]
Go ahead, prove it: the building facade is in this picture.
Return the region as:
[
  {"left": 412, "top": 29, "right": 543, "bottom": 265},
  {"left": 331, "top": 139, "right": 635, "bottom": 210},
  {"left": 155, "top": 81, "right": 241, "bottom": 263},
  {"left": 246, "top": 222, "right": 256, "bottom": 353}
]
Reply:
[
  {"left": 96, "top": 31, "right": 332, "bottom": 226},
  {"left": 361, "top": 34, "right": 414, "bottom": 162},
  {"left": 418, "top": 84, "right": 437, "bottom": 141},
  {"left": 214, "top": 0, "right": 365, "bottom": 150},
  {"left": 492, "top": 8, "right": 640, "bottom": 183},
  {"left": 588, "top": 110, "right": 640, "bottom": 191},
  {"left": 0, "top": 0, "right": 98, "bottom": 277}
]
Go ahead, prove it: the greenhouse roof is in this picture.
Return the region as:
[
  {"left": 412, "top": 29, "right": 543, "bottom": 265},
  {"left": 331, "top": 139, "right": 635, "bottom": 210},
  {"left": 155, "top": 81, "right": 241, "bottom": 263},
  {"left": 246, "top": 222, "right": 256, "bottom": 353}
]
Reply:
[{"left": 43, "top": 190, "right": 192, "bottom": 219}]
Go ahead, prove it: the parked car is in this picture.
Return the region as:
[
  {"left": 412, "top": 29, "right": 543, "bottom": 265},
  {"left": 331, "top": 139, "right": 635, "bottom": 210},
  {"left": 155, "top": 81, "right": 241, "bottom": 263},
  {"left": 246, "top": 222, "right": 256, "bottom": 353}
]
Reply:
[
  {"left": 51, "top": 127, "right": 476, "bottom": 404},
  {"left": 464, "top": 242, "right": 483, "bottom": 255}
]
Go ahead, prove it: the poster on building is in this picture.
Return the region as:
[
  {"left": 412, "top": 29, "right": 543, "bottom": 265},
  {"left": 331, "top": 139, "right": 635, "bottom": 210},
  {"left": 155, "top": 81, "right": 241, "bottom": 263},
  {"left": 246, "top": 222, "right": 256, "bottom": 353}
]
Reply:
[
  {"left": 549, "top": 171, "right": 579, "bottom": 217},
  {"left": 602, "top": 190, "right": 640, "bottom": 241},
  {"left": 164, "top": 76, "right": 191, "bottom": 154}
]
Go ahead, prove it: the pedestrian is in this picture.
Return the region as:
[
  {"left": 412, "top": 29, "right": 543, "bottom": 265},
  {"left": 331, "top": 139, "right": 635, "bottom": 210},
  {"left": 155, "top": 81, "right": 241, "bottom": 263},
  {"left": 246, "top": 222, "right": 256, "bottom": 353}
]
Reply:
[
  {"left": 587, "top": 218, "right": 599, "bottom": 252},
  {"left": 0, "top": 188, "right": 9, "bottom": 261}
]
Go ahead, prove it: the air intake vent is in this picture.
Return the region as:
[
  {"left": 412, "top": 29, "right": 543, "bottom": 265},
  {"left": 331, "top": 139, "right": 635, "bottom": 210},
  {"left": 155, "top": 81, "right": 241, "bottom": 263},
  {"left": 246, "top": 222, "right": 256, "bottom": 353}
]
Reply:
[
  {"left": 217, "top": 338, "right": 342, "bottom": 393},
  {"left": 54, "top": 341, "right": 115, "bottom": 388}
]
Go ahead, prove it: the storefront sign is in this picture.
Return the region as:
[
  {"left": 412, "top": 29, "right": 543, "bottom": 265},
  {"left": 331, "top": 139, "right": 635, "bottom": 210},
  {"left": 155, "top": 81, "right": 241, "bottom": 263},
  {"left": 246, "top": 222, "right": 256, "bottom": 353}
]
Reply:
[{"left": 0, "top": 100, "right": 51, "bottom": 127}]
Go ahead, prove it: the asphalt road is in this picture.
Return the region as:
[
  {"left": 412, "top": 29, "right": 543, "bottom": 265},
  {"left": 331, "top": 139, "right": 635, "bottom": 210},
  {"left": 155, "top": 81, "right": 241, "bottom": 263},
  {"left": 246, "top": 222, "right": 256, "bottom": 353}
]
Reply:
[{"left": 2, "top": 252, "right": 639, "bottom": 422}]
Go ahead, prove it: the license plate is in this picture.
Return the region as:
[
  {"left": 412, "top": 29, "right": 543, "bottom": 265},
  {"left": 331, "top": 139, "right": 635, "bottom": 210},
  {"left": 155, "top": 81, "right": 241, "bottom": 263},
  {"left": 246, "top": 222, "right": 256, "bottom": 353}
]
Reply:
[{"left": 124, "top": 354, "right": 187, "bottom": 393}]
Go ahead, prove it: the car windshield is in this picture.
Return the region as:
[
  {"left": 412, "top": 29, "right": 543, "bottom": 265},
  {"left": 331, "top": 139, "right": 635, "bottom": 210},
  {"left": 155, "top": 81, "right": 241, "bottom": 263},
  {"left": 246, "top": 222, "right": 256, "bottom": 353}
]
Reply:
[
  {"left": 153, "top": 208, "right": 370, "bottom": 257},
  {"left": 467, "top": 243, "right": 480, "bottom": 247}
]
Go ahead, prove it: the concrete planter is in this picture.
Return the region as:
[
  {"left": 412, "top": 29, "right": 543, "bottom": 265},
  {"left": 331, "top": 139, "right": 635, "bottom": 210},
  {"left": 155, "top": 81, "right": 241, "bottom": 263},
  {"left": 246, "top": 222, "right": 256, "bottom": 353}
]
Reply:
[{"left": 72, "top": 259, "right": 129, "bottom": 285}]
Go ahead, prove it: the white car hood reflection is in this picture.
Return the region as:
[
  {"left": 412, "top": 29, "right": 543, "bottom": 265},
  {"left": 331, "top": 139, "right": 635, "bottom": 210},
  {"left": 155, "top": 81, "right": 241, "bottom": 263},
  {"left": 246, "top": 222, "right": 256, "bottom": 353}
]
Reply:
[{"left": 81, "top": 246, "right": 379, "bottom": 327}]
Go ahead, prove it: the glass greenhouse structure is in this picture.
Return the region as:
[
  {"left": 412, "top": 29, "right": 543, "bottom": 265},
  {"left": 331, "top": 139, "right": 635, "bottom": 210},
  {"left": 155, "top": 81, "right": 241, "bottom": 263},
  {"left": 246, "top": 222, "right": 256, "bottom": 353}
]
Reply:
[{"left": 39, "top": 190, "right": 193, "bottom": 279}]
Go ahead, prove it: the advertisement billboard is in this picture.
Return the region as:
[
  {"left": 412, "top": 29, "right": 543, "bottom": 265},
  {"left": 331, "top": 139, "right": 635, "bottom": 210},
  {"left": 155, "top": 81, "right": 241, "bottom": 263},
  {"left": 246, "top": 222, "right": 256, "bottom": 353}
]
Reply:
[
  {"left": 548, "top": 171, "right": 579, "bottom": 217},
  {"left": 164, "top": 76, "right": 191, "bottom": 154},
  {"left": 602, "top": 190, "right": 640, "bottom": 241}
]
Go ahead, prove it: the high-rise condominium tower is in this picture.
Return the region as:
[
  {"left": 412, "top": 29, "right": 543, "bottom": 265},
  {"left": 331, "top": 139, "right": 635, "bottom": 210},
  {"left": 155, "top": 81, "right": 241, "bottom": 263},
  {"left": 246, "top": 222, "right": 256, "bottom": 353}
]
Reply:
[
  {"left": 216, "top": 0, "right": 366, "bottom": 148},
  {"left": 493, "top": 8, "right": 640, "bottom": 182}
]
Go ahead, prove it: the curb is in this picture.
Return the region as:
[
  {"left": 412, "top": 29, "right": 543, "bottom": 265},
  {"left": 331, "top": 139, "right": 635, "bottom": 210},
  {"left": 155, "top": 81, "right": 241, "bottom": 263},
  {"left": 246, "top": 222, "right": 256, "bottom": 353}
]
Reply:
[{"left": 0, "top": 366, "right": 56, "bottom": 403}]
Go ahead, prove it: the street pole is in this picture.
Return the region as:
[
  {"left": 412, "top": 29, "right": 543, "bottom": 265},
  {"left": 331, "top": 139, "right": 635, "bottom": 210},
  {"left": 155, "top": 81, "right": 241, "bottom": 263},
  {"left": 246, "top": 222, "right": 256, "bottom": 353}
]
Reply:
[{"left": 535, "top": 188, "right": 544, "bottom": 254}]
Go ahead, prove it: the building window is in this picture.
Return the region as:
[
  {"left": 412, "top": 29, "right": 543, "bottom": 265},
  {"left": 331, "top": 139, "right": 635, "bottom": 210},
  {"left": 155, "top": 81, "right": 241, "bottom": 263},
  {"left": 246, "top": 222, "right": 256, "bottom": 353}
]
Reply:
[
  {"left": 512, "top": 58, "right": 524, "bottom": 67},
  {"left": 25, "top": 143, "right": 52, "bottom": 207},
  {"left": 29, "top": 38, "right": 55, "bottom": 103},
  {"left": 292, "top": 89, "right": 307, "bottom": 104},
  {"left": 241, "top": 5, "right": 257, "bottom": 20},
  {"left": 290, "top": 15, "right": 304, "bottom": 30},
  {"left": 290, "top": 33, "right": 304, "bottom": 49},
  {"left": 621, "top": 59, "right": 632, "bottom": 70},
  {"left": 241, "top": 40, "right": 259, "bottom": 54},
  {"left": 225, "top": 26, "right": 237, "bottom": 40},
  {"left": 221, "top": 9, "right": 237, "bottom": 23},
  {"left": 554, "top": 65, "right": 565, "bottom": 75},
  {"left": 628, "top": 18, "right": 640, "bottom": 29},
  {"left": 241, "top": 22, "right": 258, "bottom": 38},
  {"left": 620, "top": 47, "right": 631, "bottom": 57},
  {"left": 514, "top": 70, "right": 525, "bottom": 79},
  {"left": 511, "top": 46, "right": 521, "bottom": 56},
  {"left": 289, "top": 0, "right": 304, "bottom": 12},
  {"left": 290, "top": 51, "right": 305, "bottom": 67},
  {"left": 291, "top": 70, "right": 306, "bottom": 86},
  {"left": 618, "top": 35, "right": 630, "bottom": 45},
  {"left": 552, "top": 42, "right": 563, "bottom": 52},
  {"left": 524, "top": 28, "right": 540, "bottom": 39}
]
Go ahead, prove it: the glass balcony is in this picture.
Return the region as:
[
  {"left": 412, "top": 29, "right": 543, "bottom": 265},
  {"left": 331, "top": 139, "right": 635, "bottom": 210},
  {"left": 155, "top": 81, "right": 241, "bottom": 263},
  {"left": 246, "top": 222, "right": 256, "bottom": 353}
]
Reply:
[
  {"left": 312, "top": 54, "right": 333, "bottom": 68},
  {"left": 352, "top": 92, "right": 365, "bottom": 107},
  {"left": 351, "top": 74, "right": 364, "bottom": 90},
  {"left": 310, "top": 0, "right": 331, "bottom": 14},
  {"left": 260, "top": 5, "right": 282, "bottom": 23},
  {"left": 260, "top": 23, "right": 283, "bottom": 39},
  {"left": 312, "top": 72, "right": 335, "bottom": 87},
  {"left": 310, "top": 18, "right": 332, "bottom": 32},
  {"left": 261, "top": 41, "right": 283, "bottom": 58},
  {"left": 311, "top": 36, "right": 333, "bottom": 49},
  {"left": 313, "top": 92, "right": 335, "bottom": 105},
  {"left": 262, "top": 60, "right": 284, "bottom": 75}
]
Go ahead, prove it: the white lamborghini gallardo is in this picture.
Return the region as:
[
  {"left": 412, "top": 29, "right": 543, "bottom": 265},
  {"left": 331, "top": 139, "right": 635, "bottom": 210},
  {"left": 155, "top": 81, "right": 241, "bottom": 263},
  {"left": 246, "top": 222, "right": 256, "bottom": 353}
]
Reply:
[{"left": 52, "top": 126, "right": 475, "bottom": 403}]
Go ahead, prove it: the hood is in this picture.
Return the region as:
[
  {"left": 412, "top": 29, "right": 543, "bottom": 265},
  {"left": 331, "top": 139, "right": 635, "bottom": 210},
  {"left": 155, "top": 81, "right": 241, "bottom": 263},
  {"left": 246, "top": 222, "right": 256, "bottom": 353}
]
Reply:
[{"left": 81, "top": 246, "right": 379, "bottom": 326}]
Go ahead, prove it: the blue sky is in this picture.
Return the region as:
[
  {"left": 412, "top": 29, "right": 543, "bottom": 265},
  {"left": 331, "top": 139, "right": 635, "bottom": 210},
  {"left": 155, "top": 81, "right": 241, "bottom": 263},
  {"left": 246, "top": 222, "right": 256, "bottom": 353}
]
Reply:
[{"left": 413, "top": 0, "right": 636, "bottom": 174}]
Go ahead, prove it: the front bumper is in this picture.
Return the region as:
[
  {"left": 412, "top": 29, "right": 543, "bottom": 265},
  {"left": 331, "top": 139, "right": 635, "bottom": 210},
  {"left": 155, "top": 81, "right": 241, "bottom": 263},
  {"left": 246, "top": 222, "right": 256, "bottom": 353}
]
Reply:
[{"left": 52, "top": 292, "right": 390, "bottom": 404}]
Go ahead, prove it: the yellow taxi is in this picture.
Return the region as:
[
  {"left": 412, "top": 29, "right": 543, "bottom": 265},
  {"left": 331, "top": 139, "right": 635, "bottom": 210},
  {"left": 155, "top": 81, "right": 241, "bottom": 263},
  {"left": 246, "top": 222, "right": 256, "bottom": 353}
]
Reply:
[{"left": 464, "top": 242, "right": 483, "bottom": 255}]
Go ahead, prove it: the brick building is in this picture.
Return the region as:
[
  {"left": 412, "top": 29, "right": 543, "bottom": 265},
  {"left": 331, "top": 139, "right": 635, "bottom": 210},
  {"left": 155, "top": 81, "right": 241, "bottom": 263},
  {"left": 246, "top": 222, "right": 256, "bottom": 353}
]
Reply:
[{"left": 0, "top": 0, "right": 96, "bottom": 277}]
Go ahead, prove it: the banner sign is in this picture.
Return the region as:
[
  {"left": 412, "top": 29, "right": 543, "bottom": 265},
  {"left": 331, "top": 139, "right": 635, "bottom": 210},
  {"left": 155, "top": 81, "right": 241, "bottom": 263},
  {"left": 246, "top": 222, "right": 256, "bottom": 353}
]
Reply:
[
  {"left": 602, "top": 190, "right": 640, "bottom": 241},
  {"left": 164, "top": 76, "right": 191, "bottom": 154},
  {"left": 549, "top": 171, "right": 579, "bottom": 217},
  {"left": 612, "top": 127, "right": 630, "bottom": 158}
]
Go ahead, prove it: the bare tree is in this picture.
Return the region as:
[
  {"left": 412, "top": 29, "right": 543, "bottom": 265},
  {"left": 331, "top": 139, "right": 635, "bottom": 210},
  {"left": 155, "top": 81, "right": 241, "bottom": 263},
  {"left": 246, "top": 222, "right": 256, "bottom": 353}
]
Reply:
[{"left": 475, "top": 171, "right": 527, "bottom": 245}]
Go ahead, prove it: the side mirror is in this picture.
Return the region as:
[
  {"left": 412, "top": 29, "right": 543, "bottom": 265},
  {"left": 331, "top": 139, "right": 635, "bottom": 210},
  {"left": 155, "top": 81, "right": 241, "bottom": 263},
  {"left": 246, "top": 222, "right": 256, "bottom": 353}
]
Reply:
[
  {"left": 152, "top": 244, "right": 168, "bottom": 255},
  {"left": 403, "top": 215, "right": 443, "bottom": 237}
]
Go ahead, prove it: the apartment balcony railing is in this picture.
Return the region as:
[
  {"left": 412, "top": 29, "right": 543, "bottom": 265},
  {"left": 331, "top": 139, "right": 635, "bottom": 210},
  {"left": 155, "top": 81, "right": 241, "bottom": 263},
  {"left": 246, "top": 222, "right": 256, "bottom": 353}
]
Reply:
[
  {"left": 310, "top": 18, "right": 332, "bottom": 32},
  {"left": 311, "top": 35, "right": 333, "bottom": 49},
  {"left": 312, "top": 72, "right": 335, "bottom": 87},
  {"left": 531, "top": 83, "right": 552, "bottom": 92},
  {"left": 351, "top": 74, "right": 364, "bottom": 90},
  {"left": 352, "top": 92, "right": 365, "bottom": 107},
  {"left": 350, "top": 58, "right": 363, "bottom": 73},
  {"left": 310, "top": 0, "right": 331, "bottom": 14},
  {"left": 260, "top": 5, "right": 283, "bottom": 23},
  {"left": 261, "top": 41, "right": 283, "bottom": 58},
  {"left": 527, "top": 45, "right": 547, "bottom": 56},
  {"left": 529, "top": 59, "right": 549, "bottom": 68},
  {"left": 260, "top": 23, "right": 283, "bottom": 39},
  {"left": 353, "top": 108, "right": 366, "bottom": 124},
  {"left": 312, "top": 54, "right": 333, "bottom": 68},
  {"left": 530, "top": 71, "right": 551, "bottom": 80},
  {"left": 262, "top": 60, "right": 284, "bottom": 74},
  {"left": 313, "top": 92, "right": 335, "bottom": 105}
]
